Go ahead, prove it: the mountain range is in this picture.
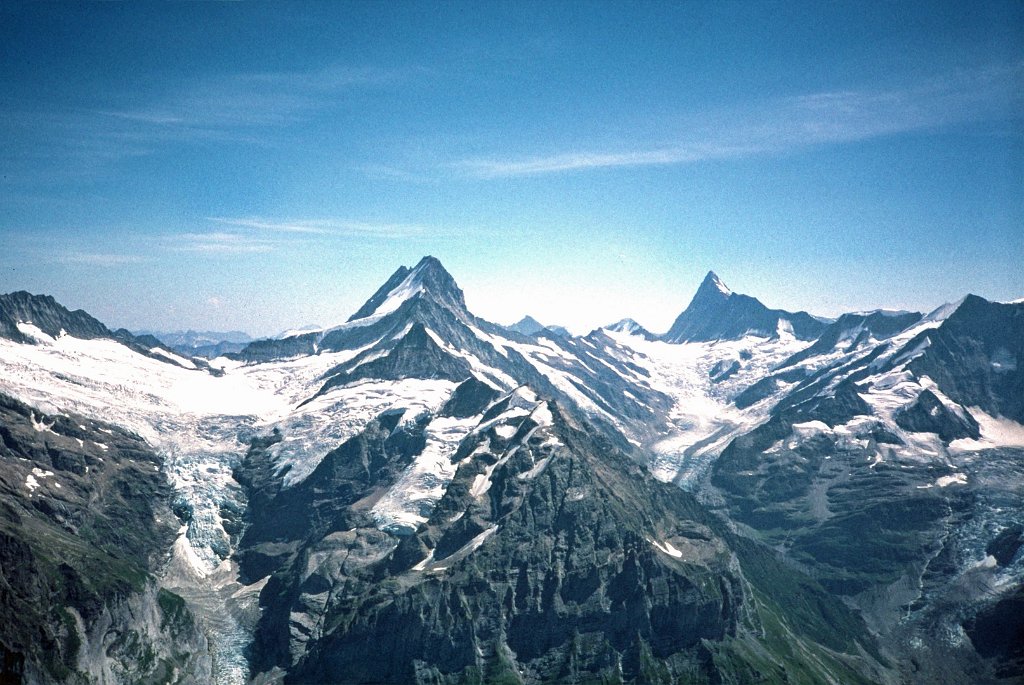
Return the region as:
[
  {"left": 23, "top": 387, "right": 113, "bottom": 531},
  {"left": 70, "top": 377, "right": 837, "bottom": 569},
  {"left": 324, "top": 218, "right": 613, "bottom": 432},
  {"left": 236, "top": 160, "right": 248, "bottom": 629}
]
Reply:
[
  {"left": 135, "top": 330, "right": 255, "bottom": 360},
  {"left": 0, "top": 256, "right": 1021, "bottom": 684}
]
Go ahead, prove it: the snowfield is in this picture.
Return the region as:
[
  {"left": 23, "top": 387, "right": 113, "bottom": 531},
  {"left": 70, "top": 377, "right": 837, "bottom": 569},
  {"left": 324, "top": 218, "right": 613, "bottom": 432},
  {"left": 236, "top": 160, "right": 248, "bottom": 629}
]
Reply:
[
  {"left": 0, "top": 327, "right": 460, "bottom": 685},
  {"left": 604, "top": 329, "right": 805, "bottom": 485},
  {"left": 4, "top": 288, "right": 1024, "bottom": 684}
]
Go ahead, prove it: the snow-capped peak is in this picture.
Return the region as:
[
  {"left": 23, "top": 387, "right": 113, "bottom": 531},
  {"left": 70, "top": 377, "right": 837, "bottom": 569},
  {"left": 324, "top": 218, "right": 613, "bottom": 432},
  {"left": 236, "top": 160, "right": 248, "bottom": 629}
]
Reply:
[
  {"left": 277, "top": 324, "right": 323, "bottom": 339},
  {"left": 346, "top": 256, "right": 466, "bottom": 325},
  {"left": 704, "top": 271, "right": 732, "bottom": 296},
  {"left": 606, "top": 318, "right": 643, "bottom": 334},
  {"left": 362, "top": 267, "right": 426, "bottom": 320},
  {"left": 922, "top": 296, "right": 968, "bottom": 324}
]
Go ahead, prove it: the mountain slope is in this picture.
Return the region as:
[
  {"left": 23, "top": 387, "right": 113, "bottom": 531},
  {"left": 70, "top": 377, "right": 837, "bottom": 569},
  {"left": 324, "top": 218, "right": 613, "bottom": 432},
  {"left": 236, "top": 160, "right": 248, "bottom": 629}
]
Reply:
[
  {"left": 605, "top": 318, "right": 656, "bottom": 340},
  {"left": 776, "top": 309, "right": 923, "bottom": 370},
  {"left": 234, "top": 256, "right": 675, "bottom": 455},
  {"left": 662, "top": 271, "right": 826, "bottom": 343},
  {"left": 0, "top": 393, "right": 209, "bottom": 683},
  {"left": 709, "top": 296, "right": 1024, "bottom": 684},
  {"left": 0, "top": 260, "right": 1021, "bottom": 684},
  {"left": 0, "top": 291, "right": 207, "bottom": 371},
  {"left": 238, "top": 387, "right": 883, "bottom": 684},
  {"left": 0, "top": 291, "right": 110, "bottom": 344},
  {"left": 904, "top": 295, "right": 1023, "bottom": 422},
  {"left": 508, "top": 315, "right": 546, "bottom": 336}
]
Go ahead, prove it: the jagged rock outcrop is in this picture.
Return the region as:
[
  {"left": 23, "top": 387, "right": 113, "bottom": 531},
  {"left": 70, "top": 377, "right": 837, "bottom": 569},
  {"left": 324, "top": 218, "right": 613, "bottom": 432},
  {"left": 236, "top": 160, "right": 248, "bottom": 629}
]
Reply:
[
  {"left": 905, "top": 295, "right": 1024, "bottom": 422},
  {"left": 662, "top": 271, "right": 825, "bottom": 343},
  {"left": 894, "top": 389, "right": 981, "bottom": 442},
  {"left": 240, "top": 390, "right": 881, "bottom": 684},
  {"left": 0, "top": 393, "right": 209, "bottom": 684}
]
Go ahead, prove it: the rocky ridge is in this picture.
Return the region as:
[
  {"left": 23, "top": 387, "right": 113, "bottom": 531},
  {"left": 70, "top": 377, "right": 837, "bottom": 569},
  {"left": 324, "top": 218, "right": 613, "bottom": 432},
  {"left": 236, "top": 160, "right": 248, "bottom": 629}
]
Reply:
[
  {"left": 0, "top": 393, "right": 209, "bottom": 684},
  {"left": 0, "top": 259, "right": 1021, "bottom": 683},
  {"left": 236, "top": 384, "right": 883, "bottom": 684}
]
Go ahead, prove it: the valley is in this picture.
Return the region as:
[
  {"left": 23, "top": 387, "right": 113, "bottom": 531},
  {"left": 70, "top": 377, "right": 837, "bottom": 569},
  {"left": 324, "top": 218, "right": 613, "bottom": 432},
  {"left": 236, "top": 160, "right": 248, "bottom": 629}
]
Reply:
[{"left": 0, "top": 258, "right": 1021, "bottom": 683}]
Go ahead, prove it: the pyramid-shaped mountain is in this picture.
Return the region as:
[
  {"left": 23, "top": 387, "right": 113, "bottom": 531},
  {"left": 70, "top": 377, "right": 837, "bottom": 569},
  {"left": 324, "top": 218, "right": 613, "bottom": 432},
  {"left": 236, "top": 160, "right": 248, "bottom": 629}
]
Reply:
[
  {"left": 237, "top": 257, "right": 675, "bottom": 443},
  {"left": 508, "top": 315, "right": 546, "bottom": 336},
  {"left": 661, "top": 271, "right": 825, "bottom": 343},
  {"left": 347, "top": 255, "right": 469, "bottom": 322},
  {"left": 236, "top": 256, "right": 473, "bottom": 362}
]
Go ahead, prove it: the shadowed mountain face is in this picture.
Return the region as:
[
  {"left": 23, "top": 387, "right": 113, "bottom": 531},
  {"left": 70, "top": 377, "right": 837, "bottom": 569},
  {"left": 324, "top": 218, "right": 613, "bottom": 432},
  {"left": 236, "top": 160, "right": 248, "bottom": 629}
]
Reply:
[
  {"left": 0, "top": 291, "right": 209, "bottom": 372},
  {"left": 905, "top": 295, "right": 1024, "bottom": 422},
  {"left": 709, "top": 294, "right": 1024, "bottom": 685},
  {"left": 1, "top": 259, "right": 1022, "bottom": 684},
  {"left": 662, "top": 271, "right": 826, "bottom": 343},
  {"left": 0, "top": 291, "right": 111, "bottom": 343},
  {"left": 238, "top": 391, "right": 881, "bottom": 685},
  {"left": 0, "top": 393, "right": 208, "bottom": 684}
]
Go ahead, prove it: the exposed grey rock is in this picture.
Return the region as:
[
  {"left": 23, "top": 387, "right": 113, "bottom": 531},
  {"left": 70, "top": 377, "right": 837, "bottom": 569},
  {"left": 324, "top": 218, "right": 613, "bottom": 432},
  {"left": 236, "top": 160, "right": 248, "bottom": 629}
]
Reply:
[
  {"left": 318, "top": 322, "right": 474, "bottom": 393},
  {"left": 904, "top": 295, "right": 1024, "bottom": 422},
  {"left": 5, "top": 261, "right": 1024, "bottom": 685},
  {"left": 0, "top": 393, "right": 209, "bottom": 683},
  {"left": 894, "top": 389, "right": 981, "bottom": 442},
  {"left": 0, "top": 291, "right": 110, "bottom": 343},
  {"left": 709, "top": 358, "right": 741, "bottom": 382},
  {"left": 439, "top": 376, "right": 501, "bottom": 419},
  {"left": 662, "top": 271, "right": 825, "bottom": 343},
  {"left": 240, "top": 393, "right": 881, "bottom": 684}
]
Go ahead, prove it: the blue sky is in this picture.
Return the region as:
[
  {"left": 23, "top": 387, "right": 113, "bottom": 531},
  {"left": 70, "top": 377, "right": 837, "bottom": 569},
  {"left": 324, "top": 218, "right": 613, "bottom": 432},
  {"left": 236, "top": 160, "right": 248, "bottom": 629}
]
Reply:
[{"left": 2, "top": 1, "right": 1022, "bottom": 335}]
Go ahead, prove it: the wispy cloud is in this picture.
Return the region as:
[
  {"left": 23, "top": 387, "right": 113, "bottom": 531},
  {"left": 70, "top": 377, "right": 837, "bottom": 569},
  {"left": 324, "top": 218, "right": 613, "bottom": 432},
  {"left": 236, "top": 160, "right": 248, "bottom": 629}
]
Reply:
[
  {"left": 460, "top": 144, "right": 756, "bottom": 178},
  {"left": 357, "top": 163, "right": 437, "bottom": 184},
  {"left": 160, "top": 215, "right": 429, "bottom": 256},
  {"left": 98, "top": 64, "right": 424, "bottom": 133},
  {"left": 168, "top": 232, "right": 277, "bottom": 254},
  {"left": 207, "top": 216, "right": 429, "bottom": 239},
  {"left": 60, "top": 252, "right": 148, "bottom": 266},
  {"left": 2, "top": 62, "right": 427, "bottom": 177},
  {"left": 457, "top": 63, "right": 1024, "bottom": 178}
]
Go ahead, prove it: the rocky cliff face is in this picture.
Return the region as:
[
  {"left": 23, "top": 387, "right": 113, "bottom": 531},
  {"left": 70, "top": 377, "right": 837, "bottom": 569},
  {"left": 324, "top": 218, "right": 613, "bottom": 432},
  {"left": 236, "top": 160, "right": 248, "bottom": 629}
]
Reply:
[
  {"left": 236, "top": 387, "right": 882, "bottom": 684},
  {"left": 2, "top": 264, "right": 1021, "bottom": 684},
  {"left": 0, "top": 393, "right": 209, "bottom": 684},
  {"left": 709, "top": 298, "right": 1024, "bottom": 684},
  {"left": 0, "top": 292, "right": 111, "bottom": 344},
  {"left": 905, "top": 295, "right": 1023, "bottom": 422}
]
